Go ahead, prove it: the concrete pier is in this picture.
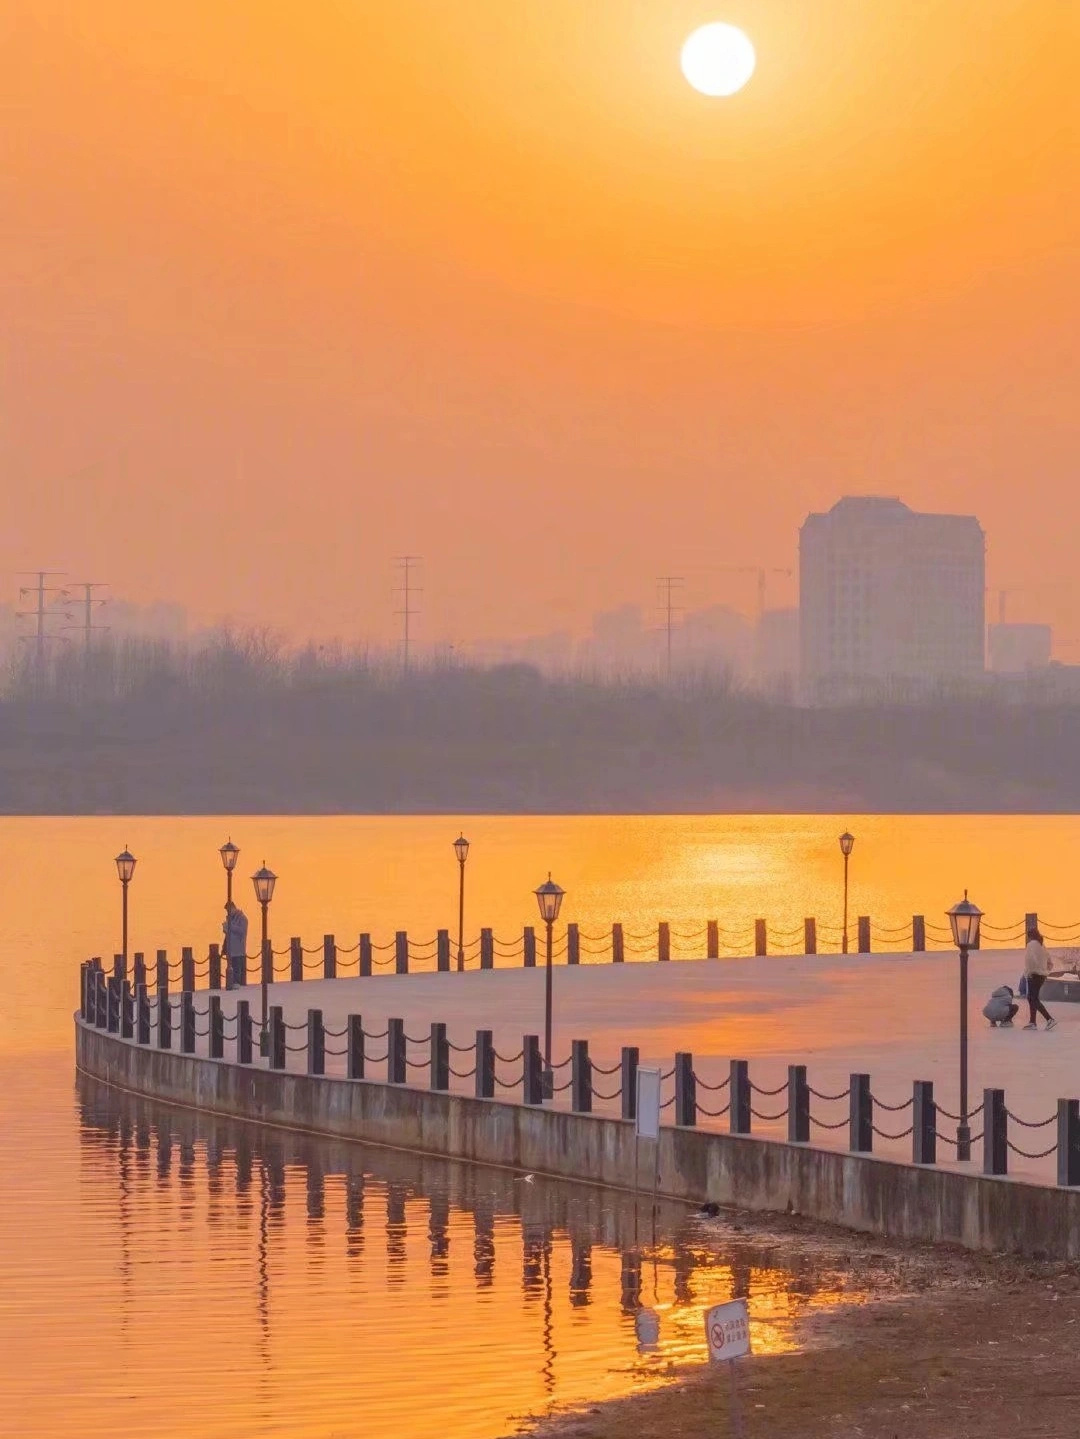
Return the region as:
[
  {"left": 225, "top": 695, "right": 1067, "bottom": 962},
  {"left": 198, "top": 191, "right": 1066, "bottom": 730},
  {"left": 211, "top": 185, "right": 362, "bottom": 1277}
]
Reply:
[{"left": 76, "top": 1015, "right": 1080, "bottom": 1260}]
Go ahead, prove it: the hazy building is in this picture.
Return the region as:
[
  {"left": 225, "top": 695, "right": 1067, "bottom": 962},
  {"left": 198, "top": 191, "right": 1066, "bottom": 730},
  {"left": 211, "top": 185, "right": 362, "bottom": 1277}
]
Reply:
[
  {"left": 800, "top": 496, "right": 985, "bottom": 697},
  {"left": 676, "top": 604, "right": 752, "bottom": 676},
  {"left": 988, "top": 622, "right": 1052, "bottom": 674},
  {"left": 756, "top": 607, "right": 799, "bottom": 691}
]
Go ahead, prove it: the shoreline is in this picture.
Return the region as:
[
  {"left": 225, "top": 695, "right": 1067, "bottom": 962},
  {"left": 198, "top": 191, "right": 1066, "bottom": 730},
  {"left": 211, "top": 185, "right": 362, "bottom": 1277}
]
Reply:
[
  {"left": 515, "top": 1242, "right": 1080, "bottom": 1439},
  {"left": 6, "top": 805, "right": 1080, "bottom": 816}
]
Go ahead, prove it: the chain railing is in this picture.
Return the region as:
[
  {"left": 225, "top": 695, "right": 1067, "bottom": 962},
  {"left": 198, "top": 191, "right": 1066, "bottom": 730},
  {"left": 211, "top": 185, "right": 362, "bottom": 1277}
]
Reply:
[
  {"left": 83, "top": 910, "right": 1080, "bottom": 1003},
  {"left": 80, "top": 958, "right": 1080, "bottom": 1189}
]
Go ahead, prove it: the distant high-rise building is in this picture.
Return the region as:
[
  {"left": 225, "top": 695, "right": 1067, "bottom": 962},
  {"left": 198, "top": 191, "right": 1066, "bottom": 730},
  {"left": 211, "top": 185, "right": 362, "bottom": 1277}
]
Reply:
[
  {"left": 799, "top": 496, "right": 985, "bottom": 697},
  {"left": 988, "top": 622, "right": 1052, "bottom": 674}
]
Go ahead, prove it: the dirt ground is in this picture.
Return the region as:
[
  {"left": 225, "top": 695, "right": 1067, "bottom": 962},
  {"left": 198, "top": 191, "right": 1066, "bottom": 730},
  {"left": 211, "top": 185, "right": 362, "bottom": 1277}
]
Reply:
[{"left": 515, "top": 1242, "right": 1080, "bottom": 1439}]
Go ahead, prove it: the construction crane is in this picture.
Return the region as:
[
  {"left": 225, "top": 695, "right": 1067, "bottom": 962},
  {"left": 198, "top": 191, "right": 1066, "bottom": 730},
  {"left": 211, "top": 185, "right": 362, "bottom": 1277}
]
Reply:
[{"left": 710, "top": 566, "right": 794, "bottom": 622}]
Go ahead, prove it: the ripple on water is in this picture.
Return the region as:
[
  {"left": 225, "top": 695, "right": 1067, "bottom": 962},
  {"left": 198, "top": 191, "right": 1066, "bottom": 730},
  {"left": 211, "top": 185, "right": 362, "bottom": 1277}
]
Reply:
[{"left": 0, "top": 1058, "right": 890, "bottom": 1438}]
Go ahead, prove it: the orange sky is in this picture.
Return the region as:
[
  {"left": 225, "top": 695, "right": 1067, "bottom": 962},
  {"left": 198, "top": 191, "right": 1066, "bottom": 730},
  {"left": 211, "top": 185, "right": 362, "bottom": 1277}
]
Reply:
[{"left": 3, "top": 1, "right": 1078, "bottom": 649}]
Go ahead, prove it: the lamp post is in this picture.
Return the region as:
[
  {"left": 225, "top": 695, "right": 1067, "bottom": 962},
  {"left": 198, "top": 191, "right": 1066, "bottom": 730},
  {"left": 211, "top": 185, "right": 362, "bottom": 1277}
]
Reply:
[
  {"left": 219, "top": 838, "right": 240, "bottom": 908},
  {"left": 947, "top": 891, "right": 983, "bottom": 1162},
  {"left": 252, "top": 863, "right": 277, "bottom": 1056},
  {"left": 534, "top": 875, "right": 565, "bottom": 1099},
  {"left": 839, "top": 831, "right": 855, "bottom": 954},
  {"left": 115, "top": 848, "right": 136, "bottom": 971},
  {"left": 453, "top": 834, "right": 470, "bottom": 972}
]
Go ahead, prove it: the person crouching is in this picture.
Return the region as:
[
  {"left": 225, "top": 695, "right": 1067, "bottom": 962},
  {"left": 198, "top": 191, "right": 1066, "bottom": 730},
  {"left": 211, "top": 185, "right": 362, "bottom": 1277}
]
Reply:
[{"left": 982, "top": 985, "right": 1019, "bottom": 1028}]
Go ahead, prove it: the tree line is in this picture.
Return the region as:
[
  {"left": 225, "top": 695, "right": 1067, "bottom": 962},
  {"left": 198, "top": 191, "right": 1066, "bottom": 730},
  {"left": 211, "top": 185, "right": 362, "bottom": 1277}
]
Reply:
[{"left": 2, "top": 631, "right": 1079, "bottom": 813}]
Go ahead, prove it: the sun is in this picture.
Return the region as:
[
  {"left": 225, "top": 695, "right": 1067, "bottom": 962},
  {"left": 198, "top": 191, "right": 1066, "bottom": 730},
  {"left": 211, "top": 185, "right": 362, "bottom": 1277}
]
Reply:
[{"left": 680, "top": 22, "right": 756, "bottom": 97}]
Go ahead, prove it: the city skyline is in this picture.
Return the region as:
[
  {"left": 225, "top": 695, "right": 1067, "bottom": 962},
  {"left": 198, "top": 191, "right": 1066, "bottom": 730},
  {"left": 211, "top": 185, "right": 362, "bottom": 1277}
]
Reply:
[
  {"left": 4, "top": 487, "right": 1069, "bottom": 677},
  {"left": 4, "top": 2, "right": 1075, "bottom": 654}
]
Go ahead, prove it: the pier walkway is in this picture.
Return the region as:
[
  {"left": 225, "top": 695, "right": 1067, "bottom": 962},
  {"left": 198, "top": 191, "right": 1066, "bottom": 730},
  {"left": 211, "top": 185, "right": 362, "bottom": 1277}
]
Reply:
[{"left": 225, "top": 948, "right": 1074, "bottom": 1185}]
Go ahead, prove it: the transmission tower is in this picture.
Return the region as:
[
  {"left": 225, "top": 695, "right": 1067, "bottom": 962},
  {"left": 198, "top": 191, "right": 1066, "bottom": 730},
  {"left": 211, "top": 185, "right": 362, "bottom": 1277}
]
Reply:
[
  {"left": 16, "top": 571, "right": 69, "bottom": 671},
  {"left": 64, "top": 582, "right": 110, "bottom": 650},
  {"left": 657, "top": 576, "right": 684, "bottom": 681},
  {"left": 395, "top": 556, "right": 422, "bottom": 675}
]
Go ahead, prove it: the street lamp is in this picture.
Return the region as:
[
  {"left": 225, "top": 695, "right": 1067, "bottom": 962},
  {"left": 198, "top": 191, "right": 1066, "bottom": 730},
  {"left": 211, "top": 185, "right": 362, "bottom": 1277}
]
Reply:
[
  {"left": 453, "top": 834, "right": 470, "bottom": 972},
  {"left": 219, "top": 838, "right": 240, "bottom": 908},
  {"left": 534, "top": 875, "right": 565, "bottom": 1099},
  {"left": 947, "top": 891, "right": 983, "bottom": 1162},
  {"left": 252, "top": 863, "right": 277, "bottom": 1056},
  {"left": 115, "top": 848, "right": 136, "bottom": 970},
  {"left": 839, "top": 831, "right": 855, "bottom": 954}
]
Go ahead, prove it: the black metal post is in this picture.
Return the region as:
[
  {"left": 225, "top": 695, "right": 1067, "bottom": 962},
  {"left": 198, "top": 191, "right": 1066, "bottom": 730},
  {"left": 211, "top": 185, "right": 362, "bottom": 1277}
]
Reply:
[
  {"left": 476, "top": 1029, "right": 495, "bottom": 1099},
  {"left": 121, "top": 980, "right": 134, "bottom": 1039},
  {"left": 269, "top": 1006, "right": 285, "bottom": 1070},
  {"left": 788, "top": 1064, "right": 809, "bottom": 1143},
  {"left": 849, "top": 1073, "right": 872, "bottom": 1153},
  {"left": 430, "top": 1023, "right": 449, "bottom": 1091},
  {"left": 1057, "top": 1100, "right": 1080, "bottom": 1187},
  {"left": 983, "top": 1088, "right": 1007, "bottom": 1176},
  {"left": 571, "top": 1039, "right": 591, "bottom": 1114},
  {"left": 523, "top": 1035, "right": 543, "bottom": 1106},
  {"left": 675, "top": 1052, "right": 697, "bottom": 1127},
  {"left": 913, "top": 1080, "right": 937, "bottom": 1165},
  {"left": 957, "top": 943, "right": 971, "bottom": 1160},
  {"left": 259, "top": 898, "right": 269, "bottom": 1057},
  {"left": 457, "top": 856, "right": 466, "bottom": 972},
  {"left": 842, "top": 851, "right": 849, "bottom": 955},
  {"left": 542, "top": 917, "right": 555, "bottom": 1099},
  {"left": 347, "top": 1015, "right": 365, "bottom": 1079},
  {"left": 307, "top": 1009, "right": 325, "bottom": 1075},
  {"left": 136, "top": 983, "right": 150, "bottom": 1045},
  {"left": 388, "top": 1018, "right": 406, "bottom": 1084},
  {"left": 621, "top": 1046, "right": 639, "bottom": 1122},
  {"left": 209, "top": 995, "right": 224, "bottom": 1059},
  {"left": 729, "top": 1059, "right": 750, "bottom": 1135},
  {"left": 121, "top": 878, "right": 129, "bottom": 972},
  {"left": 236, "top": 1000, "right": 252, "bottom": 1064}
]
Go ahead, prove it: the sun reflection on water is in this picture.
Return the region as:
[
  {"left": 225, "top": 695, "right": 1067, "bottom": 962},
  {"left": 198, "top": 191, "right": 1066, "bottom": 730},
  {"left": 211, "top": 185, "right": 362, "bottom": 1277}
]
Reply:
[{"left": 4, "top": 1067, "right": 890, "bottom": 1438}]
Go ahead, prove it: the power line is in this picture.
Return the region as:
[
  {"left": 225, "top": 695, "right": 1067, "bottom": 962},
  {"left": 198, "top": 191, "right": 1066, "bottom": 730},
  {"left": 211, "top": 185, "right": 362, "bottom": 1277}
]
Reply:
[
  {"left": 16, "top": 570, "right": 69, "bottom": 671},
  {"left": 395, "top": 556, "right": 422, "bottom": 675},
  {"left": 656, "top": 576, "right": 684, "bottom": 681},
  {"left": 63, "top": 582, "right": 109, "bottom": 650}
]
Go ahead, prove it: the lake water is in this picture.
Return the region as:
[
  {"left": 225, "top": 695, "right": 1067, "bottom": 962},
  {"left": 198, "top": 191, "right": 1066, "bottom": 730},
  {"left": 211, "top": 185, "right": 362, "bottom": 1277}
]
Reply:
[{"left": 5, "top": 814, "right": 1080, "bottom": 1436}]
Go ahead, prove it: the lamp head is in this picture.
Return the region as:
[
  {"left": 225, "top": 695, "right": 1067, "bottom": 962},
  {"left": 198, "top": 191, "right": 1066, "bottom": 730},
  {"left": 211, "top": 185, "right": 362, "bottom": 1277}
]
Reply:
[
  {"left": 947, "top": 890, "right": 983, "bottom": 950},
  {"left": 839, "top": 831, "right": 855, "bottom": 857},
  {"left": 219, "top": 839, "right": 240, "bottom": 873},
  {"left": 534, "top": 874, "right": 565, "bottom": 925},
  {"left": 453, "top": 834, "right": 470, "bottom": 865},
  {"left": 115, "top": 849, "right": 136, "bottom": 884},
  {"left": 252, "top": 864, "right": 277, "bottom": 906}
]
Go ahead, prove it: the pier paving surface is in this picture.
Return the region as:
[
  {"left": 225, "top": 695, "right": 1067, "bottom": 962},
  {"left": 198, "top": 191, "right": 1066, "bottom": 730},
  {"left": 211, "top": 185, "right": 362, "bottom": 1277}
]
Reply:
[{"left": 228, "top": 948, "right": 1080, "bottom": 1185}]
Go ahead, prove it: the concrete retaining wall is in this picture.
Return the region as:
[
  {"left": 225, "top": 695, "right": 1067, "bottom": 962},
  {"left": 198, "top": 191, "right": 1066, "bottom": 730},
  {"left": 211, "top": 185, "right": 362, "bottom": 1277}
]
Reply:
[{"left": 75, "top": 1017, "right": 1080, "bottom": 1259}]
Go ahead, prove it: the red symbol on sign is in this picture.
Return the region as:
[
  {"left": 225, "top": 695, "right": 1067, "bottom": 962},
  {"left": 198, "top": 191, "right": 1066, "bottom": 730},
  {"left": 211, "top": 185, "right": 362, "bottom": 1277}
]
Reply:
[{"left": 710, "top": 1323, "right": 725, "bottom": 1350}]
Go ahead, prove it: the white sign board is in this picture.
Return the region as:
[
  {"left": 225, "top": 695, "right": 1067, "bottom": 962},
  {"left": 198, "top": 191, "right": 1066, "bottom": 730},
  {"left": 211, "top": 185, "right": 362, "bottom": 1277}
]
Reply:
[
  {"left": 705, "top": 1299, "right": 751, "bottom": 1363},
  {"left": 635, "top": 1066, "right": 662, "bottom": 1140}
]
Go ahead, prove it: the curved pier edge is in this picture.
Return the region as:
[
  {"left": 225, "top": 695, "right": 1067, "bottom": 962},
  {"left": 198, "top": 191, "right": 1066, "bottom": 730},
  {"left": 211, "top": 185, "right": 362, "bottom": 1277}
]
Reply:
[{"left": 75, "top": 1017, "right": 1080, "bottom": 1260}]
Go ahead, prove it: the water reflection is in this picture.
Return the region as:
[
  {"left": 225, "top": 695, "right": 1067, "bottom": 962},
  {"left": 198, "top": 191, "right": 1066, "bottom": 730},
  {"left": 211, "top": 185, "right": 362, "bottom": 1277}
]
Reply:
[{"left": 65, "top": 1073, "right": 892, "bottom": 1438}]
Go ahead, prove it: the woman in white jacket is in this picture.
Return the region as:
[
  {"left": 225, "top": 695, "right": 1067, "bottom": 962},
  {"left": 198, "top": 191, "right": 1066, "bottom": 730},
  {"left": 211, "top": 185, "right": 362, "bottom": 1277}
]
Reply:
[{"left": 1023, "top": 927, "right": 1057, "bottom": 1031}]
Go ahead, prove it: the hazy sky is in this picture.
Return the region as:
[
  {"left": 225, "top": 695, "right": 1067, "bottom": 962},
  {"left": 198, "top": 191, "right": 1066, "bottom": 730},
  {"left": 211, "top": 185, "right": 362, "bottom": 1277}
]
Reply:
[{"left": 3, "top": 2, "right": 1077, "bottom": 650}]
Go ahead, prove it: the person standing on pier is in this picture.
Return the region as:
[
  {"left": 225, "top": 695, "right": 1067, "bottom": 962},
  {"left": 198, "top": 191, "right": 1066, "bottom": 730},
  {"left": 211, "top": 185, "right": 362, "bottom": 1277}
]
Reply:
[
  {"left": 1023, "top": 926, "right": 1057, "bottom": 1031},
  {"left": 223, "top": 901, "right": 249, "bottom": 991}
]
